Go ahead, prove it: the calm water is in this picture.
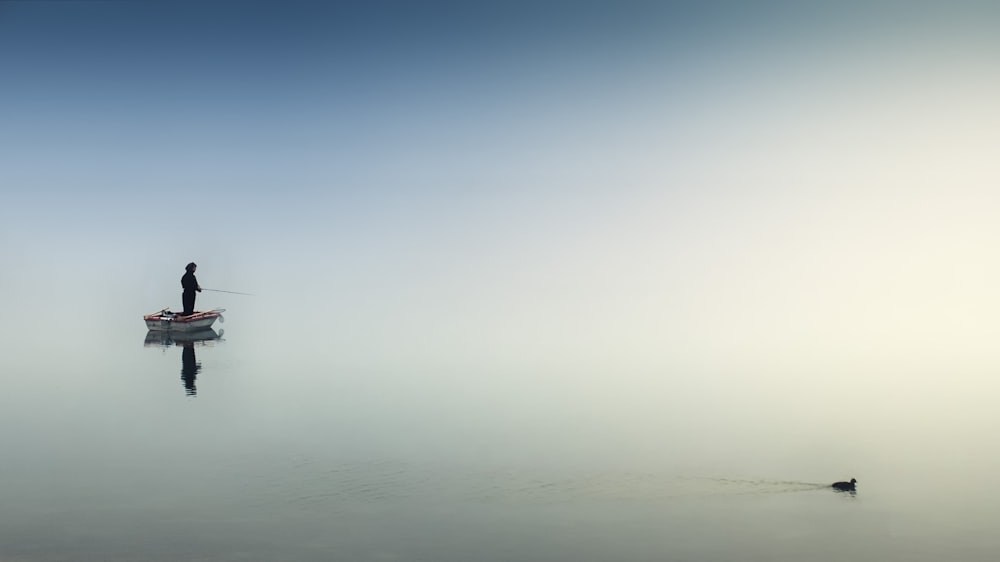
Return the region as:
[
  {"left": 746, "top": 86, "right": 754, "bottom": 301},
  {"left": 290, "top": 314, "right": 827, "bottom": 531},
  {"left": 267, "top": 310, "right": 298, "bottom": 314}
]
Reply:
[{"left": 2, "top": 300, "right": 999, "bottom": 561}]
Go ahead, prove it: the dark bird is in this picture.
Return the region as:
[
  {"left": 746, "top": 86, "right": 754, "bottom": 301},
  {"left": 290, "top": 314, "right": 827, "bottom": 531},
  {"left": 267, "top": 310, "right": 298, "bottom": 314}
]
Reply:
[{"left": 831, "top": 478, "right": 857, "bottom": 491}]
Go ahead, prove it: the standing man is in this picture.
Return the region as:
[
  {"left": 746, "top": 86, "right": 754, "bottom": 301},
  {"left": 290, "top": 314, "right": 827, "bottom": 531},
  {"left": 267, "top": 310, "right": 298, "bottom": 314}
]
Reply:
[{"left": 181, "top": 262, "right": 202, "bottom": 316}]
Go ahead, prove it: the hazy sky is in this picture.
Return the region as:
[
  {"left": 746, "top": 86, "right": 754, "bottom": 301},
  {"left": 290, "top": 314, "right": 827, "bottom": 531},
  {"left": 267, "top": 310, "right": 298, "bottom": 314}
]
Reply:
[{"left": 3, "top": 1, "right": 1000, "bottom": 377}]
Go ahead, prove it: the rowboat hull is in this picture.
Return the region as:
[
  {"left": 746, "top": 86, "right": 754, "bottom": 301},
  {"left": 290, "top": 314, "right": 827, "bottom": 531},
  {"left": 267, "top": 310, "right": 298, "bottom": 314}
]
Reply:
[{"left": 143, "top": 309, "right": 224, "bottom": 332}]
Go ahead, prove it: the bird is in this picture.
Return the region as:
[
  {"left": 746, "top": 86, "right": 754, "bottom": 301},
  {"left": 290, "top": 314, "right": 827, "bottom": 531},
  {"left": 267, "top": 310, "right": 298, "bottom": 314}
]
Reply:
[{"left": 831, "top": 478, "right": 857, "bottom": 491}]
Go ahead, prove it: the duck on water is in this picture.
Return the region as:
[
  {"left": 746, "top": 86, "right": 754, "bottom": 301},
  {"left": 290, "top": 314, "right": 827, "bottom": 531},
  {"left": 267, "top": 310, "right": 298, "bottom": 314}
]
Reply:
[{"left": 832, "top": 478, "right": 857, "bottom": 491}]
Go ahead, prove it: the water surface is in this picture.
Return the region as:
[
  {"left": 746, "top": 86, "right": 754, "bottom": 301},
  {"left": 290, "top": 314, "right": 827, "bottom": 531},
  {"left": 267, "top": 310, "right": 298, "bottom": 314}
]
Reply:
[{"left": 1, "top": 300, "right": 998, "bottom": 561}]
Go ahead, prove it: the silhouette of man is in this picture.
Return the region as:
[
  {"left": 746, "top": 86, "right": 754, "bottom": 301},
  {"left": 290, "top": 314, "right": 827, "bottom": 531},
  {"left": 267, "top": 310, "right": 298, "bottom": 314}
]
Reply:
[{"left": 181, "top": 262, "right": 202, "bottom": 316}]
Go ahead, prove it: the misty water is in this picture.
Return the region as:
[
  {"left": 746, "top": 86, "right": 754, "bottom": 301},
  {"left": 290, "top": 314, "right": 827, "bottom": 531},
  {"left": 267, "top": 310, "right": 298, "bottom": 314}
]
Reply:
[{"left": 2, "top": 288, "right": 1000, "bottom": 562}]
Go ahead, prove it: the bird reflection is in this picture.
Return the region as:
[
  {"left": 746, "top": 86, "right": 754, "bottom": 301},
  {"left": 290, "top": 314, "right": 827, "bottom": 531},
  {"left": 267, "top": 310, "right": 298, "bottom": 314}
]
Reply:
[{"left": 181, "top": 344, "right": 201, "bottom": 396}]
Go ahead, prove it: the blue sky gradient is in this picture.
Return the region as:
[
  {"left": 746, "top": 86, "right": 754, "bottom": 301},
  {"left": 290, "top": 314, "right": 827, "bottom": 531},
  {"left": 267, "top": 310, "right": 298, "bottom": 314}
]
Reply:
[{"left": 4, "top": 1, "right": 1000, "bottom": 375}]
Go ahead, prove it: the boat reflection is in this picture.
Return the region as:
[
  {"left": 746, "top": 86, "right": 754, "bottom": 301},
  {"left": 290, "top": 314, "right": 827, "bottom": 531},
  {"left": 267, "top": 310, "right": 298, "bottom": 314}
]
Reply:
[
  {"left": 143, "top": 328, "right": 224, "bottom": 348},
  {"left": 143, "top": 329, "right": 224, "bottom": 396}
]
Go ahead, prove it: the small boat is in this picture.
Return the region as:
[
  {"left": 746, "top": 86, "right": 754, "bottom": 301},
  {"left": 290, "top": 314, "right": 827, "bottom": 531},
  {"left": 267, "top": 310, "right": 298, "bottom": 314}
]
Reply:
[{"left": 144, "top": 308, "right": 225, "bottom": 332}]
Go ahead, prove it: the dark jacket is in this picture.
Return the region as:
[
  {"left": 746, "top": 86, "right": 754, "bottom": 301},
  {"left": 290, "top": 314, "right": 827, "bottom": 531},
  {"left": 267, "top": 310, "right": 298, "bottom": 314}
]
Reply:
[{"left": 181, "top": 271, "right": 200, "bottom": 293}]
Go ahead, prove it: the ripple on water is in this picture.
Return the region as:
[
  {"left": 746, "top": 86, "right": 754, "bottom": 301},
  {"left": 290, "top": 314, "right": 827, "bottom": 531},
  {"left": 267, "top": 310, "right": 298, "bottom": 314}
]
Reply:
[{"left": 223, "top": 457, "right": 834, "bottom": 513}]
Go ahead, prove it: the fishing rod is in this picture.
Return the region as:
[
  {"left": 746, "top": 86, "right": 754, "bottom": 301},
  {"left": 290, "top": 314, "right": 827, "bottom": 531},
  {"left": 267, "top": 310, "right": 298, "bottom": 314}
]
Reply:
[{"left": 202, "top": 289, "right": 255, "bottom": 296}]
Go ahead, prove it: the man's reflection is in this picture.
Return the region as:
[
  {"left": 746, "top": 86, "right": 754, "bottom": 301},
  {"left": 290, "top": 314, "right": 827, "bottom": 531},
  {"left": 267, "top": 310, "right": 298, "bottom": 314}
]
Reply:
[{"left": 181, "top": 344, "right": 201, "bottom": 396}]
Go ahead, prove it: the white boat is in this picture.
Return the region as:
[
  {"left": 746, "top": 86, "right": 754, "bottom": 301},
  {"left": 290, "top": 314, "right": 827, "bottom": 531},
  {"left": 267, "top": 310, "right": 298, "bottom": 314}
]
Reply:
[{"left": 144, "top": 308, "right": 225, "bottom": 331}]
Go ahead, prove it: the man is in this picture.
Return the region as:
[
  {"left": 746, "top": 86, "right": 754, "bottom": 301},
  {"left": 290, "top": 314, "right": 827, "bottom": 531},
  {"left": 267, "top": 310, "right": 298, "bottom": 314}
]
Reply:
[{"left": 181, "top": 262, "right": 202, "bottom": 316}]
